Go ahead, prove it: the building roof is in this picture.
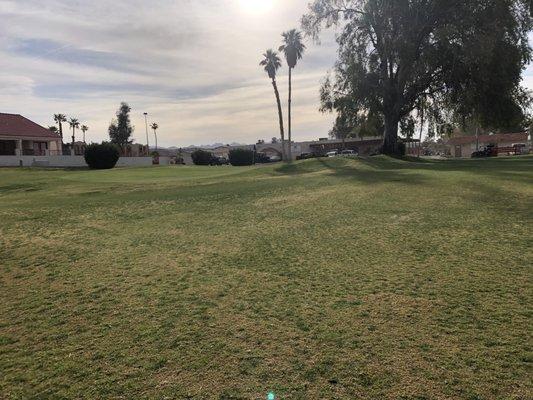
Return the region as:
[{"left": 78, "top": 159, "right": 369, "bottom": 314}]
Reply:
[
  {"left": 447, "top": 132, "right": 528, "bottom": 146},
  {"left": 0, "top": 113, "right": 60, "bottom": 139}
]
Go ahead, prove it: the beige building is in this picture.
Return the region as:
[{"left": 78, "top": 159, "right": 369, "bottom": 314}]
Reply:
[
  {"left": 0, "top": 113, "right": 62, "bottom": 156},
  {"left": 446, "top": 132, "right": 529, "bottom": 158}
]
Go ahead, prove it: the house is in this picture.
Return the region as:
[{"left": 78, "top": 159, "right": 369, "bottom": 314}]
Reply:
[
  {"left": 446, "top": 132, "right": 530, "bottom": 158},
  {"left": 0, "top": 113, "right": 62, "bottom": 156}
]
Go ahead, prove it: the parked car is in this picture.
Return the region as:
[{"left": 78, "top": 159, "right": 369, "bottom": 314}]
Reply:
[
  {"left": 471, "top": 144, "right": 497, "bottom": 158},
  {"left": 269, "top": 155, "right": 282, "bottom": 162},
  {"left": 512, "top": 143, "right": 528, "bottom": 155},
  {"left": 210, "top": 156, "right": 229, "bottom": 165},
  {"left": 341, "top": 149, "right": 358, "bottom": 156},
  {"left": 296, "top": 152, "right": 314, "bottom": 160},
  {"left": 326, "top": 150, "right": 339, "bottom": 157},
  {"left": 255, "top": 152, "right": 272, "bottom": 164}
]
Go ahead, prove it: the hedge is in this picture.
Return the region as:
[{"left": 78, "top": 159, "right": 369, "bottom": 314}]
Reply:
[{"left": 84, "top": 142, "right": 120, "bottom": 169}]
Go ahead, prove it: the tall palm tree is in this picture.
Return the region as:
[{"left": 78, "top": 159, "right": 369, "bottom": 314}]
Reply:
[
  {"left": 279, "top": 29, "right": 305, "bottom": 161},
  {"left": 151, "top": 123, "right": 159, "bottom": 150},
  {"left": 69, "top": 118, "right": 80, "bottom": 146},
  {"left": 54, "top": 114, "right": 67, "bottom": 142},
  {"left": 260, "top": 49, "right": 286, "bottom": 161},
  {"left": 81, "top": 125, "right": 89, "bottom": 143}
]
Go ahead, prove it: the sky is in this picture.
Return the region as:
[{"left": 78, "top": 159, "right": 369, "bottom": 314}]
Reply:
[{"left": 0, "top": 1, "right": 532, "bottom": 147}]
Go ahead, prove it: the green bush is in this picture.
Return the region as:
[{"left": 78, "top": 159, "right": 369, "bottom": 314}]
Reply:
[
  {"left": 84, "top": 142, "right": 120, "bottom": 169},
  {"left": 229, "top": 148, "right": 254, "bottom": 166},
  {"left": 191, "top": 149, "right": 214, "bottom": 165}
]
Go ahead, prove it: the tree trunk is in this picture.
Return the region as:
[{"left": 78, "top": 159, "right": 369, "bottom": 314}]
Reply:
[
  {"left": 382, "top": 112, "right": 400, "bottom": 155},
  {"left": 59, "top": 122, "right": 63, "bottom": 142},
  {"left": 72, "top": 128, "right": 75, "bottom": 146},
  {"left": 272, "top": 78, "right": 287, "bottom": 161},
  {"left": 288, "top": 67, "right": 292, "bottom": 162},
  {"left": 418, "top": 107, "right": 424, "bottom": 158}
]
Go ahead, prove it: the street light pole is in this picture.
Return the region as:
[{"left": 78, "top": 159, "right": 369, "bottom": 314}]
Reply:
[{"left": 144, "top": 112, "right": 150, "bottom": 151}]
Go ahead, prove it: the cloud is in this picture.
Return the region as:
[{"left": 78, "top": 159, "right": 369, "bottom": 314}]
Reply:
[
  {"left": 7, "top": 0, "right": 528, "bottom": 147},
  {"left": 0, "top": 0, "right": 339, "bottom": 146},
  {"left": 0, "top": 0, "right": 335, "bottom": 146}
]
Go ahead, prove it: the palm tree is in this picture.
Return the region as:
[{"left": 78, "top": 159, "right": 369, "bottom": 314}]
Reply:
[
  {"left": 54, "top": 114, "right": 67, "bottom": 142},
  {"left": 151, "top": 123, "right": 159, "bottom": 150},
  {"left": 279, "top": 29, "right": 306, "bottom": 161},
  {"left": 69, "top": 118, "right": 80, "bottom": 146},
  {"left": 260, "top": 49, "right": 286, "bottom": 161},
  {"left": 81, "top": 125, "right": 89, "bottom": 143}
]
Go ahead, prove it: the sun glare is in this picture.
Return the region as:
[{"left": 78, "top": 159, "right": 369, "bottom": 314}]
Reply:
[{"left": 239, "top": 0, "right": 274, "bottom": 14}]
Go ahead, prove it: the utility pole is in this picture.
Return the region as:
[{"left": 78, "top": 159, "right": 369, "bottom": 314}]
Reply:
[{"left": 144, "top": 112, "right": 150, "bottom": 150}]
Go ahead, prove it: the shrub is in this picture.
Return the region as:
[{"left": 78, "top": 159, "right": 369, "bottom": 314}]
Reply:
[
  {"left": 229, "top": 148, "right": 254, "bottom": 166},
  {"left": 191, "top": 149, "right": 214, "bottom": 165},
  {"left": 84, "top": 142, "right": 120, "bottom": 169}
]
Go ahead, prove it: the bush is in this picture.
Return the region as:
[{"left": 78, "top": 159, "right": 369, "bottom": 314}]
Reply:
[
  {"left": 191, "top": 149, "right": 214, "bottom": 165},
  {"left": 229, "top": 148, "right": 254, "bottom": 166},
  {"left": 84, "top": 142, "right": 120, "bottom": 169}
]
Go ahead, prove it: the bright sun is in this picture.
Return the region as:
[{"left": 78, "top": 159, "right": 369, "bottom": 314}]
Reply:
[{"left": 239, "top": 0, "right": 274, "bottom": 14}]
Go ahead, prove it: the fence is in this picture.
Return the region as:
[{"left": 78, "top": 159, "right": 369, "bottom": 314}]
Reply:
[{"left": 0, "top": 156, "right": 174, "bottom": 168}]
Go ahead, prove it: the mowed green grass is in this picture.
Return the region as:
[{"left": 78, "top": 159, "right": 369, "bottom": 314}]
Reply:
[{"left": 0, "top": 156, "right": 531, "bottom": 399}]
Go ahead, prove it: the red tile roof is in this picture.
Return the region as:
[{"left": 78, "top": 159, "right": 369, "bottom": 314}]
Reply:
[
  {"left": 0, "top": 113, "right": 60, "bottom": 139},
  {"left": 447, "top": 132, "right": 528, "bottom": 146}
]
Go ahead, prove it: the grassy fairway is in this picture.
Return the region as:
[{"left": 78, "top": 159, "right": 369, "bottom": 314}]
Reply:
[{"left": 0, "top": 156, "right": 531, "bottom": 399}]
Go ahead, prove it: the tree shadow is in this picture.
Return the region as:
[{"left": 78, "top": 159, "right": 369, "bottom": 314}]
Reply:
[
  {"left": 275, "top": 157, "right": 428, "bottom": 186},
  {"left": 273, "top": 155, "right": 532, "bottom": 189}
]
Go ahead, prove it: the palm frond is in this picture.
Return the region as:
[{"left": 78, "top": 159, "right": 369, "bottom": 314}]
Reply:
[
  {"left": 280, "top": 29, "right": 306, "bottom": 68},
  {"left": 260, "top": 49, "right": 282, "bottom": 79}
]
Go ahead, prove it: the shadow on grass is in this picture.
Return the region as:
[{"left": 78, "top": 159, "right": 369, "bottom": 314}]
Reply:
[
  {"left": 276, "top": 155, "right": 533, "bottom": 187},
  {"left": 275, "top": 157, "right": 428, "bottom": 186}
]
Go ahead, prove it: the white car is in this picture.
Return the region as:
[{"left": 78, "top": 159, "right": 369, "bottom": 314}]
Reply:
[
  {"left": 326, "top": 151, "right": 339, "bottom": 157},
  {"left": 341, "top": 149, "right": 358, "bottom": 156}
]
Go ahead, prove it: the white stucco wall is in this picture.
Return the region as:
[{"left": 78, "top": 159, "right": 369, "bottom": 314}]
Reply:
[{"left": 0, "top": 156, "right": 173, "bottom": 168}]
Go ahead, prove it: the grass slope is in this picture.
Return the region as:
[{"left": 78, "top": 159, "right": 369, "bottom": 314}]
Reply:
[{"left": 0, "top": 156, "right": 532, "bottom": 399}]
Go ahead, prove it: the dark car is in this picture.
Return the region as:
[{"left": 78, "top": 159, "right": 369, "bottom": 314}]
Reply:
[
  {"left": 210, "top": 156, "right": 229, "bottom": 165},
  {"left": 296, "top": 153, "right": 315, "bottom": 160},
  {"left": 471, "top": 144, "right": 497, "bottom": 158}
]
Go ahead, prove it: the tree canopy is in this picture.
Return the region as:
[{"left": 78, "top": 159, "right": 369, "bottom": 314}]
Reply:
[
  {"left": 303, "top": 0, "right": 532, "bottom": 154},
  {"left": 109, "top": 102, "right": 134, "bottom": 145}
]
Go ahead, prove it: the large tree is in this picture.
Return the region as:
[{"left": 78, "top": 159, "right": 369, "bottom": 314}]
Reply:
[
  {"left": 260, "top": 49, "right": 287, "bottom": 161},
  {"left": 302, "top": 0, "right": 532, "bottom": 155},
  {"left": 279, "top": 29, "right": 306, "bottom": 161},
  {"left": 109, "top": 102, "right": 134, "bottom": 145}
]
